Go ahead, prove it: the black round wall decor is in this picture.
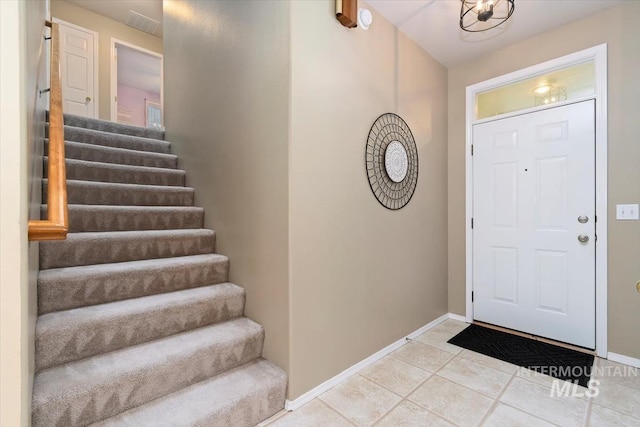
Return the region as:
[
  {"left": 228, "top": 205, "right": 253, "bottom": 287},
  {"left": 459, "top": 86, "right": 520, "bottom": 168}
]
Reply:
[{"left": 365, "top": 113, "right": 418, "bottom": 210}]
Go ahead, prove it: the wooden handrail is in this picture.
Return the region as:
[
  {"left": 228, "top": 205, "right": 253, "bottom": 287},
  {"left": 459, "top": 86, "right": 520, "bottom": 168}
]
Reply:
[{"left": 28, "top": 21, "right": 68, "bottom": 241}]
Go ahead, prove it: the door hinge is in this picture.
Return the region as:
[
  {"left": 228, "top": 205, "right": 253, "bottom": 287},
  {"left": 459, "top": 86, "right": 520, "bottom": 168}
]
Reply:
[
  {"left": 471, "top": 144, "right": 474, "bottom": 156},
  {"left": 472, "top": 291, "right": 474, "bottom": 302},
  {"left": 471, "top": 218, "right": 474, "bottom": 229}
]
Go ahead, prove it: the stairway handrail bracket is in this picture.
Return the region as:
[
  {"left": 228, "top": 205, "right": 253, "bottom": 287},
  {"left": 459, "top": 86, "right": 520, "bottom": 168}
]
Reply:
[{"left": 29, "top": 21, "right": 68, "bottom": 241}]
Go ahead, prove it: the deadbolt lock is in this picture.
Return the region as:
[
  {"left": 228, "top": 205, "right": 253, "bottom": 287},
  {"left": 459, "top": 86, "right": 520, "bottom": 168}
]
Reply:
[{"left": 578, "top": 215, "right": 589, "bottom": 224}]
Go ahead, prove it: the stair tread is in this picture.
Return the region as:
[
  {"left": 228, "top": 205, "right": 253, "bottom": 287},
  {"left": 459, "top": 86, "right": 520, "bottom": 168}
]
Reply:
[
  {"left": 58, "top": 179, "right": 195, "bottom": 192},
  {"left": 43, "top": 204, "right": 204, "bottom": 232},
  {"left": 92, "top": 358, "right": 287, "bottom": 427},
  {"left": 33, "top": 317, "right": 265, "bottom": 427},
  {"left": 62, "top": 113, "right": 165, "bottom": 140},
  {"left": 63, "top": 125, "right": 171, "bottom": 154},
  {"left": 46, "top": 157, "right": 186, "bottom": 187},
  {"left": 52, "top": 157, "right": 186, "bottom": 176},
  {"left": 50, "top": 139, "right": 178, "bottom": 169},
  {"left": 55, "top": 228, "right": 215, "bottom": 238},
  {"left": 62, "top": 204, "right": 204, "bottom": 212},
  {"left": 38, "top": 253, "right": 229, "bottom": 281},
  {"left": 36, "top": 283, "right": 245, "bottom": 371},
  {"left": 49, "top": 179, "right": 195, "bottom": 206},
  {"left": 39, "top": 229, "right": 216, "bottom": 269},
  {"left": 38, "top": 253, "right": 230, "bottom": 313},
  {"left": 35, "top": 117, "right": 286, "bottom": 426}
]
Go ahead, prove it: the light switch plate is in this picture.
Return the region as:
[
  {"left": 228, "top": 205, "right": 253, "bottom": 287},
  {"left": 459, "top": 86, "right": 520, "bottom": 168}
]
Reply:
[{"left": 616, "top": 204, "right": 639, "bottom": 220}]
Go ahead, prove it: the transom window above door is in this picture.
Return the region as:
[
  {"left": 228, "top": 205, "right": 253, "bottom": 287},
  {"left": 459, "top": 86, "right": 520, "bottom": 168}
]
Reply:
[{"left": 475, "top": 61, "right": 595, "bottom": 120}]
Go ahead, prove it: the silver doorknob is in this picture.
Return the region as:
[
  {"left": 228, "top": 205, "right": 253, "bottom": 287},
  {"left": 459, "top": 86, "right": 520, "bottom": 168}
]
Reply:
[
  {"left": 578, "top": 215, "right": 589, "bottom": 224},
  {"left": 85, "top": 96, "right": 91, "bottom": 103},
  {"left": 578, "top": 234, "right": 589, "bottom": 243}
]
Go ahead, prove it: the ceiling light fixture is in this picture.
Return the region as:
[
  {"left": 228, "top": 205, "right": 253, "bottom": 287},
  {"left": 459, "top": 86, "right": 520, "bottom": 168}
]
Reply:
[
  {"left": 535, "top": 86, "right": 567, "bottom": 106},
  {"left": 460, "top": 0, "right": 515, "bottom": 33},
  {"left": 533, "top": 84, "right": 552, "bottom": 95}
]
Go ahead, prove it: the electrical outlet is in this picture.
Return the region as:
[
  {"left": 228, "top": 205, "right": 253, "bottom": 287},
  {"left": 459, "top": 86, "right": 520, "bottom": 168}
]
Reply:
[{"left": 616, "top": 204, "right": 639, "bottom": 220}]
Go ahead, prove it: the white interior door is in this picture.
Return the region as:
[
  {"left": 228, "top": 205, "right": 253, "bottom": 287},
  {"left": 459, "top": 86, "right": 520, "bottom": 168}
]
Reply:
[
  {"left": 56, "top": 20, "right": 97, "bottom": 118},
  {"left": 473, "top": 100, "right": 596, "bottom": 349}
]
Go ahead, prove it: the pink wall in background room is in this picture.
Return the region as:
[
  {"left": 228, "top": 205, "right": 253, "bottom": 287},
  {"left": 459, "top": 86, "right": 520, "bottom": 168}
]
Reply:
[{"left": 118, "top": 84, "right": 161, "bottom": 127}]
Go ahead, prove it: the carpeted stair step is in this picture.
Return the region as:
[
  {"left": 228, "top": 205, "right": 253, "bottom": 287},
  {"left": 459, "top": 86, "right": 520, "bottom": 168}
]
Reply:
[
  {"left": 44, "top": 179, "right": 195, "bottom": 206},
  {"left": 41, "top": 205, "right": 204, "bottom": 233},
  {"left": 32, "top": 317, "right": 265, "bottom": 427},
  {"left": 46, "top": 157, "right": 186, "bottom": 187},
  {"left": 40, "top": 229, "right": 216, "bottom": 269},
  {"left": 38, "top": 254, "right": 230, "bottom": 314},
  {"left": 36, "top": 283, "right": 246, "bottom": 371},
  {"left": 48, "top": 140, "right": 178, "bottom": 169},
  {"left": 63, "top": 113, "right": 165, "bottom": 140},
  {"left": 58, "top": 125, "right": 171, "bottom": 154},
  {"left": 93, "top": 358, "right": 287, "bottom": 427}
]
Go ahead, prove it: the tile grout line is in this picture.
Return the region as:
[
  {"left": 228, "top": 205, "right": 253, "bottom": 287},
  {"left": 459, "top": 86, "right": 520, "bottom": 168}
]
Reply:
[
  {"left": 588, "top": 357, "right": 640, "bottom": 424},
  {"left": 475, "top": 367, "right": 517, "bottom": 426},
  {"left": 580, "top": 354, "right": 601, "bottom": 427},
  {"left": 582, "top": 393, "right": 594, "bottom": 427},
  {"left": 317, "top": 374, "right": 399, "bottom": 427},
  {"left": 402, "top": 350, "right": 490, "bottom": 426},
  {"left": 358, "top": 369, "right": 430, "bottom": 402},
  {"left": 364, "top": 363, "right": 436, "bottom": 427},
  {"left": 352, "top": 372, "right": 406, "bottom": 426},
  {"left": 499, "top": 376, "right": 585, "bottom": 426},
  {"left": 315, "top": 398, "right": 359, "bottom": 427},
  {"left": 451, "top": 352, "right": 565, "bottom": 426},
  {"left": 362, "top": 330, "right": 464, "bottom": 427},
  {"left": 388, "top": 340, "right": 459, "bottom": 372}
]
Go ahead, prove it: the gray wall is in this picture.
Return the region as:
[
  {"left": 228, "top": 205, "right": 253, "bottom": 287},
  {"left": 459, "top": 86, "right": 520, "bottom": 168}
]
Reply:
[
  {"left": 163, "top": 0, "right": 449, "bottom": 400},
  {"left": 162, "top": 0, "right": 291, "bottom": 373},
  {"left": 448, "top": 2, "right": 640, "bottom": 358},
  {"left": 288, "top": 0, "right": 448, "bottom": 399}
]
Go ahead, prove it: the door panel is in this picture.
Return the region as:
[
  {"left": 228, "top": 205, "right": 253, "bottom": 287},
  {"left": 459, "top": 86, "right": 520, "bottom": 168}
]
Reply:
[
  {"left": 473, "top": 100, "right": 595, "bottom": 348},
  {"left": 58, "top": 23, "right": 96, "bottom": 118}
]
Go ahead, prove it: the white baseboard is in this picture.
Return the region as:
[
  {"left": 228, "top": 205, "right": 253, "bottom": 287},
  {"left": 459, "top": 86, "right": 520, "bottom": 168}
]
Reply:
[
  {"left": 607, "top": 352, "right": 640, "bottom": 368},
  {"left": 284, "top": 313, "right": 451, "bottom": 411},
  {"left": 447, "top": 313, "right": 468, "bottom": 323}
]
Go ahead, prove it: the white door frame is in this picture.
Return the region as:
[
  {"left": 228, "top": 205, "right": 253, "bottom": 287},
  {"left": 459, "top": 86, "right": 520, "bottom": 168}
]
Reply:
[
  {"left": 465, "top": 44, "right": 608, "bottom": 356},
  {"left": 52, "top": 18, "right": 99, "bottom": 118},
  {"left": 109, "top": 38, "right": 164, "bottom": 125}
]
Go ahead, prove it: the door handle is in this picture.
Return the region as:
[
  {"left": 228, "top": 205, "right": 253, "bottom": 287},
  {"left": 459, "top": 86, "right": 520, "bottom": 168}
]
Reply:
[
  {"left": 578, "top": 234, "right": 589, "bottom": 243},
  {"left": 85, "top": 96, "right": 91, "bottom": 103}
]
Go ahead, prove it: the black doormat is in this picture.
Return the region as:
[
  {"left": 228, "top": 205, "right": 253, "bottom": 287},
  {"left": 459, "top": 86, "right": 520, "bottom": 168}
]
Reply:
[{"left": 448, "top": 324, "right": 594, "bottom": 387}]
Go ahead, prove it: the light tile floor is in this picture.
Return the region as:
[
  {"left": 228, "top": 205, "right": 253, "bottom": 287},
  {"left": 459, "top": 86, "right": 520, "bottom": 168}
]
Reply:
[{"left": 259, "top": 320, "right": 640, "bottom": 427}]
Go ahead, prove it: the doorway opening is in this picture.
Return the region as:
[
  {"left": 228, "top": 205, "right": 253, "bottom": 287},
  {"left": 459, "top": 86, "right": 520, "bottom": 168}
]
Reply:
[
  {"left": 53, "top": 18, "right": 99, "bottom": 118},
  {"left": 464, "top": 44, "right": 608, "bottom": 356},
  {"left": 110, "top": 39, "right": 163, "bottom": 129}
]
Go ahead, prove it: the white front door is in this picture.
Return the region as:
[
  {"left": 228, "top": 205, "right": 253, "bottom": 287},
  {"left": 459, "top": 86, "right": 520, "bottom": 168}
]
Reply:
[
  {"left": 473, "top": 100, "right": 596, "bottom": 349},
  {"left": 57, "top": 21, "right": 97, "bottom": 118}
]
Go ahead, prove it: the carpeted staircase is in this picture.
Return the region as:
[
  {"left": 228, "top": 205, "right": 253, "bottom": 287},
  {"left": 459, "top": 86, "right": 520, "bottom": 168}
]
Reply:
[{"left": 32, "top": 115, "right": 287, "bottom": 427}]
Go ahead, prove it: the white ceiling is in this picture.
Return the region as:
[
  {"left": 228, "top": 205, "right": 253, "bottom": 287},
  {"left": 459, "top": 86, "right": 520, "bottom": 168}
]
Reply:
[
  {"left": 117, "top": 44, "right": 162, "bottom": 94},
  {"left": 366, "top": 0, "right": 626, "bottom": 66},
  {"left": 66, "top": 0, "right": 163, "bottom": 37},
  {"left": 66, "top": 0, "right": 625, "bottom": 67}
]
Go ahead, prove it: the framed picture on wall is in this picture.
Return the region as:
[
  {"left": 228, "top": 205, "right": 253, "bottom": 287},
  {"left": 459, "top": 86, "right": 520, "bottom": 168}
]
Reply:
[{"left": 145, "top": 100, "right": 163, "bottom": 129}]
